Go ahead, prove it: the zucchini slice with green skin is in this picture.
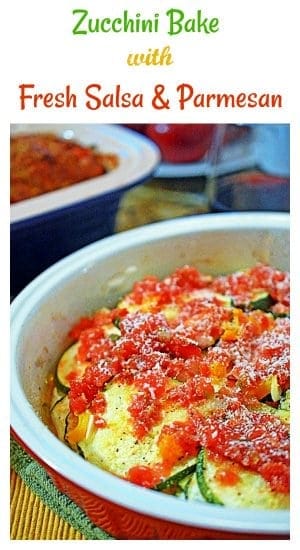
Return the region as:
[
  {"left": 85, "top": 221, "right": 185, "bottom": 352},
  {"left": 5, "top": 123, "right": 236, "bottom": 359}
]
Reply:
[
  {"left": 155, "top": 462, "right": 196, "bottom": 492},
  {"left": 251, "top": 400, "right": 290, "bottom": 424},
  {"left": 249, "top": 292, "right": 274, "bottom": 312},
  {"left": 272, "top": 312, "right": 290, "bottom": 319},
  {"left": 279, "top": 389, "right": 290, "bottom": 411},
  {"left": 55, "top": 342, "right": 89, "bottom": 393},
  {"left": 196, "top": 449, "right": 223, "bottom": 505},
  {"left": 50, "top": 393, "right": 70, "bottom": 441},
  {"left": 49, "top": 386, "right": 65, "bottom": 411},
  {"left": 186, "top": 473, "right": 206, "bottom": 502},
  {"left": 196, "top": 449, "right": 289, "bottom": 509},
  {"left": 176, "top": 473, "right": 193, "bottom": 498}
]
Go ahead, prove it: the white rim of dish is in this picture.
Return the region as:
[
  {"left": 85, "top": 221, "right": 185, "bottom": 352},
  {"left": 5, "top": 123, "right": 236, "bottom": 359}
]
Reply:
[
  {"left": 11, "top": 213, "right": 290, "bottom": 535},
  {"left": 10, "top": 124, "right": 161, "bottom": 223}
]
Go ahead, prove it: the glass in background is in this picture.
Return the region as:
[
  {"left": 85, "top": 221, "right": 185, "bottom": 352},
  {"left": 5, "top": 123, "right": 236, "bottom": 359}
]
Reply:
[
  {"left": 206, "top": 124, "right": 290, "bottom": 212},
  {"left": 117, "top": 124, "right": 216, "bottom": 231}
]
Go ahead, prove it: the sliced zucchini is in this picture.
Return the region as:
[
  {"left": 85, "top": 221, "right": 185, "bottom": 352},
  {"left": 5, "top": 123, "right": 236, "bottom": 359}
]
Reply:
[
  {"left": 155, "top": 462, "right": 196, "bottom": 492},
  {"left": 270, "top": 374, "right": 282, "bottom": 402},
  {"left": 250, "top": 400, "right": 290, "bottom": 424},
  {"left": 249, "top": 292, "right": 274, "bottom": 312},
  {"left": 274, "top": 409, "right": 290, "bottom": 423},
  {"left": 78, "top": 381, "right": 189, "bottom": 478},
  {"left": 196, "top": 449, "right": 289, "bottom": 509},
  {"left": 279, "top": 389, "right": 290, "bottom": 412},
  {"left": 113, "top": 317, "right": 121, "bottom": 329},
  {"left": 56, "top": 342, "right": 89, "bottom": 392},
  {"left": 186, "top": 472, "right": 206, "bottom": 502},
  {"left": 196, "top": 449, "right": 223, "bottom": 505},
  {"left": 272, "top": 312, "right": 290, "bottom": 319},
  {"left": 215, "top": 294, "right": 234, "bottom": 308},
  {"left": 109, "top": 333, "right": 121, "bottom": 342},
  {"left": 49, "top": 386, "right": 65, "bottom": 411},
  {"left": 104, "top": 324, "right": 121, "bottom": 340},
  {"left": 50, "top": 393, "right": 70, "bottom": 441},
  {"left": 177, "top": 473, "right": 193, "bottom": 498}
]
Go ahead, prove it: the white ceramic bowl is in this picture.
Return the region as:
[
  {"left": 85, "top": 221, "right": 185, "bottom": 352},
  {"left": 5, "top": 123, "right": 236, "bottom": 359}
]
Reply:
[{"left": 11, "top": 212, "right": 290, "bottom": 539}]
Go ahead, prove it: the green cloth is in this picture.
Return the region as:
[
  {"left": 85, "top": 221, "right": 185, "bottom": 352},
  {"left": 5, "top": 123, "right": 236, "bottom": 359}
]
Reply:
[{"left": 10, "top": 437, "right": 114, "bottom": 540}]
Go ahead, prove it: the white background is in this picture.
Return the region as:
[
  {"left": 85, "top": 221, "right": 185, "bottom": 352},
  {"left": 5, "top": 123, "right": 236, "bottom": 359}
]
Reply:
[{"left": 2, "top": 0, "right": 299, "bottom": 546}]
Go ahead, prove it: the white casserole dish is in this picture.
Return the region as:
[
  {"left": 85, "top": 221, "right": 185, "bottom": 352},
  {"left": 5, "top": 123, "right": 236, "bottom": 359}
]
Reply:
[{"left": 11, "top": 212, "right": 290, "bottom": 539}]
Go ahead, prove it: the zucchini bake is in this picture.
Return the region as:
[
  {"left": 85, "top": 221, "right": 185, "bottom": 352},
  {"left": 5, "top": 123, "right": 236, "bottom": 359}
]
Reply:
[{"left": 49, "top": 264, "right": 290, "bottom": 509}]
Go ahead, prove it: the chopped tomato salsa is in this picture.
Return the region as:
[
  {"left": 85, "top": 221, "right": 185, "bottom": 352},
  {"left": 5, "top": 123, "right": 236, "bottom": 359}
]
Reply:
[
  {"left": 127, "top": 465, "right": 163, "bottom": 488},
  {"left": 215, "top": 467, "right": 241, "bottom": 487},
  {"left": 191, "top": 399, "right": 290, "bottom": 493}
]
